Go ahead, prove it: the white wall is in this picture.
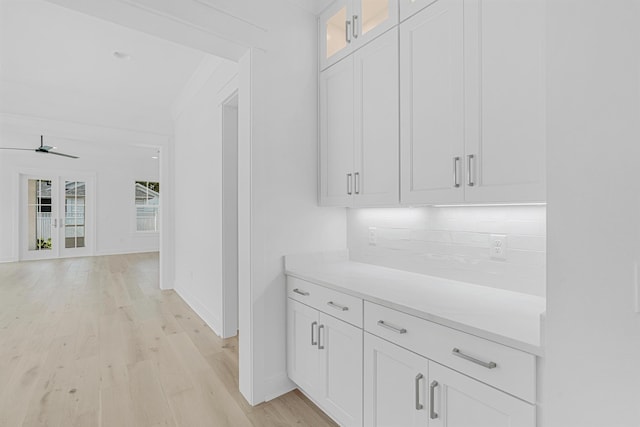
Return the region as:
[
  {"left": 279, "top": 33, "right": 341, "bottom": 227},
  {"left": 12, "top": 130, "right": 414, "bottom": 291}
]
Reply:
[
  {"left": 544, "top": 1, "right": 640, "bottom": 426},
  {"left": 0, "top": 130, "right": 160, "bottom": 262},
  {"left": 348, "top": 206, "right": 546, "bottom": 297},
  {"left": 172, "top": 57, "right": 239, "bottom": 336},
  {"left": 237, "top": 7, "right": 347, "bottom": 404}
]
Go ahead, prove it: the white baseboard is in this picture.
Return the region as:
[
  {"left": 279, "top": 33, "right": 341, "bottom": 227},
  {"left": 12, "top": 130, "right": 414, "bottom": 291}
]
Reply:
[
  {"left": 174, "top": 284, "right": 223, "bottom": 337},
  {"left": 94, "top": 249, "right": 160, "bottom": 256},
  {"left": 263, "top": 372, "right": 296, "bottom": 402}
]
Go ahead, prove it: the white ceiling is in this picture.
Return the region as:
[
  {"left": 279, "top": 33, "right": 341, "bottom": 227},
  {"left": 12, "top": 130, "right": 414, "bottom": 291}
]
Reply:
[{"left": 0, "top": 0, "right": 212, "bottom": 135}]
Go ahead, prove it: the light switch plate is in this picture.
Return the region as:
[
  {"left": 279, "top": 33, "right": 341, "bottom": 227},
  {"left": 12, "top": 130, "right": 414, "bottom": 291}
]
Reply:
[{"left": 489, "top": 234, "right": 507, "bottom": 261}]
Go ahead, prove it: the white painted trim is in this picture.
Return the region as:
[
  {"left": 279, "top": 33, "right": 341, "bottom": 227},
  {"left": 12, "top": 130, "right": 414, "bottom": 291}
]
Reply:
[
  {"left": 0, "top": 113, "right": 171, "bottom": 148},
  {"left": 174, "top": 282, "right": 223, "bottom": 337},
  {"left": 94, "top": 249, "right": 159, "bottom": 257},
  {"left": 263, "top": 372, "right": 296, "bottom": 402}
]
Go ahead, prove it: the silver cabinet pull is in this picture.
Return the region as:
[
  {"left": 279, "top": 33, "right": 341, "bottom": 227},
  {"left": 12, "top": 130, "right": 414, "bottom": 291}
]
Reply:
[
  {"left": 52, "top": 218, "right": 58, "bottom": 228},
  {"left": 293, "top": 288, "right": 309, "bottom": 296},
  {"left": 327, "top": 301, "right": 349, "bottom": 311},
  {"left": 466, "top": 154, "right": 475, "bottom": 186},
  {"left": 345, "top": 20, "right": 351, "bottom": 43},
  {"left": 352, "top": 15, "right": 358, "bottom": 38},
  {"left": 452, "top": 348, "right": 497, "bottom": 369},
  {"left": 415, "top": 373, "right": 424, "bottom": 410},
  {"left": 311, "top": 321, "right": 318, "bottom": 346},
  {"left": 354, "top": 172, "right": 360, "bottom": 194},
  {"left": 377, "top": 320, "right": 407, "bottom": 334},
  {"left": 347, "top": 173, "right": 353, "bottom": 195},
  {"left": 430, "top": 381, "right": 439, "bottom": 419},
  {"left": 318, "top": 324, "right": 325, "bottom": 350},
  {"left": 453, "top": 156, "right": 461, "bottom": 188}
]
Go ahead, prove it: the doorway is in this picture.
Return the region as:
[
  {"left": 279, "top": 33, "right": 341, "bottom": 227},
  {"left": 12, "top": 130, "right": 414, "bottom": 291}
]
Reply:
[
  {"left": 222, "top": 92, "right": 239, "bottom": 338},
  {"left": 20, "top": 173, "right": 95, "bottom": 260}
]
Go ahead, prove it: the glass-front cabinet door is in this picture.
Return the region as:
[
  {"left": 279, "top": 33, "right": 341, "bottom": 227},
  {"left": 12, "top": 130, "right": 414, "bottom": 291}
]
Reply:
[
  {"left": 320, "top": 0, "right": 398, "bottom": 70},
  {"left": 321, "top": 0, "right": 353, "bottom": 70}
]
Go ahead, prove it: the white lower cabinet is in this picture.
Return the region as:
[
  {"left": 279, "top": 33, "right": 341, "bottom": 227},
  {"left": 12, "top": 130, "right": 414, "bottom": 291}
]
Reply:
[
  {"left": 428, "top": 362, "right": 535, "bottom": 427},
  {"left": 364, "top": 332, "right": 535, "bottom": 427},
  {"left": 287, "top": 298, "right": 363, "bottom": 427},
  {"left": 286, "top": 278, "right": 537, "bottom": 427},
  {"left": 364, "top": 332, "right": 429, "bottom": 427}
]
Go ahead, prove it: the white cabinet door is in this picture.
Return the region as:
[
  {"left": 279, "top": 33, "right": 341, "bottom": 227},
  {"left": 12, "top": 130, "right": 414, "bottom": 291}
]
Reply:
[
  {"left": 463, "top": 0, "right": 545, "bottom": 203},
  {"left": 400, "top": 0, "right": 464, "bottom": 205},
  {"left": 364, "top": 333, "right": 429, "bottom": 427},
  {"left": 321, "top": 0, "right": 354, "bottom": 70},
  {"left": 354, "top": 28, "right": 399, "bottom": 206},
  {"left": 318, "top": 313, "right": 363, "bottom": 427},
  {"left": 320, "top": 56, "right": 355, "bottom": 206},
  {"left": 287, "top": 299, "right": 321, "bottom": 396},
  {"left": 429, "top": 362, "right": 535, "bottom": 427},
  {"left": 353, "top": 0, "right": 399, "bottom": 47}
]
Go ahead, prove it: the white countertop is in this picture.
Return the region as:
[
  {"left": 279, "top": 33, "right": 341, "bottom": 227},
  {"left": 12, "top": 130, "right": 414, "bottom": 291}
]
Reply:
[{"left": 285, "top": 252, "right": 545, "bottom": 356}]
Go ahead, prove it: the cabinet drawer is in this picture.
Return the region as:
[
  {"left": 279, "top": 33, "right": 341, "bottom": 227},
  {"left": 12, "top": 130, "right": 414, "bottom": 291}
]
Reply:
[
  {"left": 364, "top": 301, "right": 536, "bottom": 403},
  {"left": 287, "top": 277, "right": 363, "bottom": 328}
]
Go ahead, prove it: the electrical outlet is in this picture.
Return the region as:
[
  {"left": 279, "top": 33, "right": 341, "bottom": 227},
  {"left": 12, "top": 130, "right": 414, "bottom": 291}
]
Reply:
[
  {"left": 368, "top": 227, "right": 377, "bottom": 246},
  {"left": 489, "top": 234, "right": 507, "bottom": 261}
]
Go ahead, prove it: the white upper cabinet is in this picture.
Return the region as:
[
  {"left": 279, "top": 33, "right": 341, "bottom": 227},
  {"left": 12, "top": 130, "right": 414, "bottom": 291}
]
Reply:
[
  {"left": 400, "top": 0, "right": 464, "bottom": 205},
  {"left": 463, "top": 0, "right": 546, "bottom": 203},
  {"left": 320, "top": 29, "right": 399, "bottom": 207},
  {"left": 428, "top": 362, "right": 535, "bottom": 427},
  {"left": 399, "top": 0, "right": 439, "bottom": 21},
  {"left": 321, "top": 0, "right": 398, "bottom": 70},
  {"left": 320, "top": 56, "right": 355, "bottom": 206},
  {"left": 400, "top": 0, "right": 546, "bottom": 205}
]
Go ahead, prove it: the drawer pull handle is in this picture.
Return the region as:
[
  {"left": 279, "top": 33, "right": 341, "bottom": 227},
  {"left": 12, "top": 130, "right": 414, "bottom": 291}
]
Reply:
[
  {"left": 377, "top": 320, "right": 407, "bottom": 334},
  {"left": 415, "top": 373, "right": 424, "bottom": 410},
  {"left": 293, "top": 288, "right": 309, "bottom": 296},
  {"left": 311, "top": 321, "right": 318, "bottom": 346},
  {"left": 430, "top": 380, "right": 439, "bottom": 419},
  {"left": 327, "top": 301, "right": 349, "bottom": 311},
  {"left": 452, "top": 348, "right": 497, "bottom": 369},
  {"left": 318, "top": 324, "right": 325, "bottom": 350}
]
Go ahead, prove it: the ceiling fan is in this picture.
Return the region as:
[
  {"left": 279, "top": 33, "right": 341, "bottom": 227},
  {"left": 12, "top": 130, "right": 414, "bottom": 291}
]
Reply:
[{"left": 0, "top": 135, "right": 79, "bottom": 159}]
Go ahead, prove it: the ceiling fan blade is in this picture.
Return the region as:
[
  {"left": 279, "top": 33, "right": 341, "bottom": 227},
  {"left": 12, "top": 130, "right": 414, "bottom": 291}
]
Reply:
[
  {"left": 45, "top": 150, "right": 79, "bottom": 159},
  {"left": 0, "top": 147, "right": 35, "bottom": 151}
]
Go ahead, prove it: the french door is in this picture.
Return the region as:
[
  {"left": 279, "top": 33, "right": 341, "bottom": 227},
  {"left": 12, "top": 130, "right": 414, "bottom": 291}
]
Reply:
[{"left": 20, "top": 173, "right": 94, "bottom": 260}]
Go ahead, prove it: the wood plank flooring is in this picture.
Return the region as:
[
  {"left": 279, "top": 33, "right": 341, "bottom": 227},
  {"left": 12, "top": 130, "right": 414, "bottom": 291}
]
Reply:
[{"left": 0, "top": 253, "right": 337, "bottom": 427}]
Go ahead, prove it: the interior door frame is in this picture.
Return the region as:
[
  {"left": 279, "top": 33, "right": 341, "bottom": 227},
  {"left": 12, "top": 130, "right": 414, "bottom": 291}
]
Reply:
[{"left": 17, "top": 168, "right": 96, "bottom": 261}]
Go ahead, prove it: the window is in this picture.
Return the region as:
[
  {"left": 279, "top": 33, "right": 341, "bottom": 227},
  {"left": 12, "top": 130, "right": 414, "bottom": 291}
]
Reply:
[{"left": 135, "top": 181, "right": 160, "bottom": 232}]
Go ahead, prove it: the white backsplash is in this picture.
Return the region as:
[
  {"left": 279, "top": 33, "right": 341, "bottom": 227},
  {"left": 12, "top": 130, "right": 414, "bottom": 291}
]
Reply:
[{"left": 347, "top": 206, "right": 546, "bottom": 297}]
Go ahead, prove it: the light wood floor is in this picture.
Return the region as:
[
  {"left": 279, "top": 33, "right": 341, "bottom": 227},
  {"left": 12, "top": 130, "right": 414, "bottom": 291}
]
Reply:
[{"left": 0, "top": 253, "right": 337, "bottom": 427}]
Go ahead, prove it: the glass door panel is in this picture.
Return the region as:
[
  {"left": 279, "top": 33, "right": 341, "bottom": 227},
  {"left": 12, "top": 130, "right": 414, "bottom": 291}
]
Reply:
[
  {"left": 326, "top": 6, "right": 348, "bottom": 59},
  {"left": 361, "top": 0, "right": 390, "bottom": 35},
  {"left": 64, "top": 181, "right": 86, "bottom": 249},
  {"left": 27, "top": 179, "right": 54, "bottom": 252}
]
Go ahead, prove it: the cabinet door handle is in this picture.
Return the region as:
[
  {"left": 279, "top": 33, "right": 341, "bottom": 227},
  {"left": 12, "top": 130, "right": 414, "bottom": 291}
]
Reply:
[
  {"left": 318, "top": 324, "right": 325, "bottom": 350},
  {"left": 327, "top": 301, "right": 349, "bottom": 311},
  {"left": 453, "top": 156, "right": 461, "bottom": 188},
  {"left": 354, "top": 172, "right": 360, "bottom": 194},
  {"left": 352, "top": 15, "right": 358, "bottom": 39},
  {"left": 466, "top": 154, "right": 475, "bottom": 187},
  {"left": 345, "top": 20, "right": 351, "bottom": 43},
  {"left": 415, "top": 373, "right": 424, "bottom": 410},
  {"left": 293, "top": 288, "right": 309, "bottom": 296},
  {"left": 377, "top": 320, "right": 407, "bottom": 334},
  {"left": 452, "top": 348, "right": 497, "bottom": 369},
  {"left": 347, "top": 173, "right": 353, "bottom": 195},
  {"left": 430, "top": 381, "right": 439, "bottom": 419},
  {"left": 311, "top": 321, "right": 318, "bottom": 346}
]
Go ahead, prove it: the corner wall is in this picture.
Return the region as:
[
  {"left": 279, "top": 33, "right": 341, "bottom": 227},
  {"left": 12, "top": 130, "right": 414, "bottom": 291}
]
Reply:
[
  {"left": 544, "top": 1, "right": 640, "bottom": 425},
  {"left": 172, "top": 58, "right": 239, "bottom": 336}
]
